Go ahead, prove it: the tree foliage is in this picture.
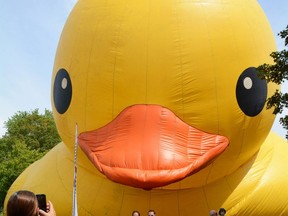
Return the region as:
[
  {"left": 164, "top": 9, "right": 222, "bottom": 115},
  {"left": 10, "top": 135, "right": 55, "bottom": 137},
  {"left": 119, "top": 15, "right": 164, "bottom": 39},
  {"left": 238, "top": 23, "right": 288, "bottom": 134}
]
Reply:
[
  {"left": 258, "top": 25, "right": 288, "bottom": 139},
  {"left": 3, "top": 109, "right": 60, "bottom": 152},
  {"left": 0, "top": 109, "right": 61, "bottom": 212}
]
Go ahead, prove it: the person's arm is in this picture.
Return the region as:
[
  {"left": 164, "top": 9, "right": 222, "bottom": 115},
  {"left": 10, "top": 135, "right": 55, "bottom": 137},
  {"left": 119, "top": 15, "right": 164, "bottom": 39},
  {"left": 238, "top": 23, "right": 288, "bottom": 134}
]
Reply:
[{"left": 39, "top": 201, "right": 56, "bottom": 216}]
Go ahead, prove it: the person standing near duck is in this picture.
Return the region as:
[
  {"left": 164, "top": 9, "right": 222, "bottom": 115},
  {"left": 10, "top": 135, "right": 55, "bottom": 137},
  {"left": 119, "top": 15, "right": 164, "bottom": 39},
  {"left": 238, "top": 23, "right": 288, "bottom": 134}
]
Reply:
[
  {"left": 218, "top": 208, "right": 226, "bottom": 216},
  {"left": 132, "top": 210, "right": 140, "bottom": 216},
  {"left": 209, "top": 210, "right": 217, "bottom": 216}
]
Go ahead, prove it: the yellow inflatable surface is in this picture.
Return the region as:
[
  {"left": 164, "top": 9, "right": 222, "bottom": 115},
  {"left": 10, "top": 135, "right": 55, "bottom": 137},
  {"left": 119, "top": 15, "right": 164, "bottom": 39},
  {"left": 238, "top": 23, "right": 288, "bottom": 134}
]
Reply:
[{"left": 5, "top": 0, "right": 288, "bottom": 215}]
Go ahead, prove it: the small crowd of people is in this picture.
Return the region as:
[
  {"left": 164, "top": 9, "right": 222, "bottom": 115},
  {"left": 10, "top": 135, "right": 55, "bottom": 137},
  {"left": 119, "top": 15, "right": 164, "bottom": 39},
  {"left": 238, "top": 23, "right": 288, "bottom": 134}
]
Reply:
[
  {"left": 134, "top": 208, "right": 226, "bottom": 216},
  {"left": 6, "top": 189, "right": 226, "bottom": 216},
  {"left": 132, "top": 209, "right": 156, "bottom": 216},
  {"left": 209, "top": 208, "right": 226, "bottom": 216}
]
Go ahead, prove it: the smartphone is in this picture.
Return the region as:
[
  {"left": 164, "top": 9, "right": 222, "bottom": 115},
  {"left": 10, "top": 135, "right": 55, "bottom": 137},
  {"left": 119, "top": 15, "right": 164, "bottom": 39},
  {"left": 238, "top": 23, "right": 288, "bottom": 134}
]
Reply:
[{"left": 36, "top": 194, "right": 47, "bottom": 212}]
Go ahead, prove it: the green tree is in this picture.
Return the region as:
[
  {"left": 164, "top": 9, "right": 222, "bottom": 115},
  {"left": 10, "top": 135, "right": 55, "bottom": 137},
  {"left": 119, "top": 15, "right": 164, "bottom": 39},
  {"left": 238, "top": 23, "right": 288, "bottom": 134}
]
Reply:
[
  {"left": 3, "top": 109, "right": 60, "bottom": 152},
  {"left": 0, "top": 141, "right": 43, "bottom": 209},
  {"left": 0, "top": 109, "right": 61, "bottom": 212},
  {"left": 258, "top": 25, "right": 288, "bottom": 139}
]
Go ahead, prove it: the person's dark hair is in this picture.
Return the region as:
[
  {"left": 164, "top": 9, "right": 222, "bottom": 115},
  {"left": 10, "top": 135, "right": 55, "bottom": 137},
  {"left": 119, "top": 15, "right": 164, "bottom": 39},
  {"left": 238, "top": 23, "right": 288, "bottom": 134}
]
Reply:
[
  {"left": 7, "top": 190, "right": 38, "bottom": 216},
  {"left": 132, "top": 210, "right": 140, "bottom": 216},
  {"left": 219, "top": 207, "right": 226, "bottom": 214}
]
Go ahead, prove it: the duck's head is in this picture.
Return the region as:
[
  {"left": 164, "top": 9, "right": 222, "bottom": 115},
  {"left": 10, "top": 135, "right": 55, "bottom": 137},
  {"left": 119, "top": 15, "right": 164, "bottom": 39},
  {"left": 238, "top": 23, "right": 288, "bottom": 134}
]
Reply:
[{"left": 52, "top": 0, "right": 277, "bottom": 189}]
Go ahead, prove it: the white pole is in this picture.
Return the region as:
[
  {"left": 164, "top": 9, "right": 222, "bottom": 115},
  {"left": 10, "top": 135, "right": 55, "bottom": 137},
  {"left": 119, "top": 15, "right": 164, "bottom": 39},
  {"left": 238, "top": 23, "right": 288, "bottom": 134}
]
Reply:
[{"left": 72, "top": 123, "right": 79, "bottom": 216}]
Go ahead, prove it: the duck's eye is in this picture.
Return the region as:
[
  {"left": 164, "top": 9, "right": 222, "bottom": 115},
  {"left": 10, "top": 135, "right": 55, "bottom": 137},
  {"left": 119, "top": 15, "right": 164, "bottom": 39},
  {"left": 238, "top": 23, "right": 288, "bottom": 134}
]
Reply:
[
  {"left": 236, "top": 67, "right": 267, "bottom": 117},
  {"left": 53, "top": 68, "right": 72, "bottom": 114}
]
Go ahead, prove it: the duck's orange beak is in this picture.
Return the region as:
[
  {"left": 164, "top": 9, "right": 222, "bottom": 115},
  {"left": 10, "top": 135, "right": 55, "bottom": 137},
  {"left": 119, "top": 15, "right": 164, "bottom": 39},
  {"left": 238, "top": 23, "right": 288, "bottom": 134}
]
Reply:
[{"left": 78, "top": 105, "right": 228, "bottom": 189}]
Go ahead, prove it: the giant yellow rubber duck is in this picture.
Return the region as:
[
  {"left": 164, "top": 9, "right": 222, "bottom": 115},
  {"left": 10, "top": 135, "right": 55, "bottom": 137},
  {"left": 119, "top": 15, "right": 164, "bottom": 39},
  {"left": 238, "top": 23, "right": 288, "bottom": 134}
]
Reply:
[{"left": 5, "top": 0, "right": 288, "bottom": 215}]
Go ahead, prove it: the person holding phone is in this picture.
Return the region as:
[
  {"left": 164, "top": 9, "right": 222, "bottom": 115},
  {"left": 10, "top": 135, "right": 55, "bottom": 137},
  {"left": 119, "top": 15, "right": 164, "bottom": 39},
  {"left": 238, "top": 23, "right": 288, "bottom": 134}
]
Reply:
[{"left": 6, "top": 190, "right": 56, "bottom": 216}]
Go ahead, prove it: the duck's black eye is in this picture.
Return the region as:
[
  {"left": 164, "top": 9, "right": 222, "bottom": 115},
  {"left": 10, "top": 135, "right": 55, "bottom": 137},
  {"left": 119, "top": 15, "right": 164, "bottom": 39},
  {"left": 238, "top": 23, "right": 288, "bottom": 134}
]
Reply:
[
  {"left": 53, "top": 68, "right": 72, "bottom": 114},
  {"left": 236, "top": 67, "right": 267, "bottom": 117}
]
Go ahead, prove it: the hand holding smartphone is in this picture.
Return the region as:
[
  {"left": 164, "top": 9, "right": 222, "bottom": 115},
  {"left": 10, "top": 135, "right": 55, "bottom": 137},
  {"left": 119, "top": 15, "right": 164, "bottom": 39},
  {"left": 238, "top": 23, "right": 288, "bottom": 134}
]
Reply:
[{"left": 36, "top": 194, "right": 47, "bottom": 212}]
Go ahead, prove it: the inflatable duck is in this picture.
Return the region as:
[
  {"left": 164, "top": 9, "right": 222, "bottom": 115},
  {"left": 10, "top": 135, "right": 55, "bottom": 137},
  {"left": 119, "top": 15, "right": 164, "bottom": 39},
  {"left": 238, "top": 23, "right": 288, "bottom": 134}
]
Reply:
[{"left": 6, "top": 0, "right": 288, "bottom": 215}]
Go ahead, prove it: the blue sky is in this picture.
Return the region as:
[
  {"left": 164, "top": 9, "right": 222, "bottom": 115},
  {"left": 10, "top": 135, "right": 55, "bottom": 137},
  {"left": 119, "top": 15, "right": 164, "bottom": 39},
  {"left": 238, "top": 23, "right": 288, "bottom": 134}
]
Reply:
[{"left": 0, "top": 0, "right": 287, "bottom": 138}]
